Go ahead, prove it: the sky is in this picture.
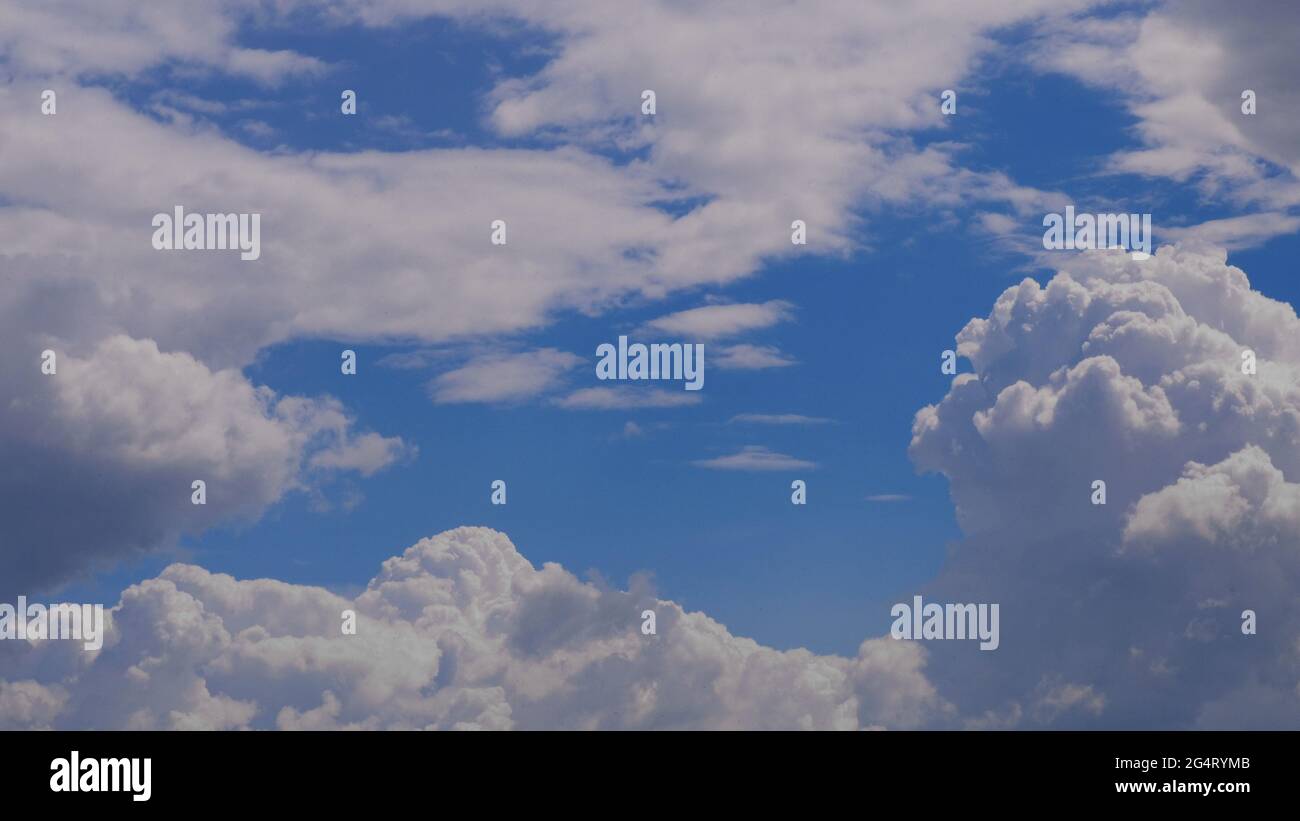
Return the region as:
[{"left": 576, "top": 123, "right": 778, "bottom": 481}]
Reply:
[{"left": 2, "top": 0, "right": 1299, "bottom": 730}]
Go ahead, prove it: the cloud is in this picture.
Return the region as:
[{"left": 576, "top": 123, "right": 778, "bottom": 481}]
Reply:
[
  {"left": 693, "top": 445, "right": 816, "bottom": 472},
  {"left": 1029, "top": 0, "right": 1300, "bottom": 240},
  {"left": 1161, "top": 213, "right": 1300, "bottom": 251},
  {"left": 0, "top": 335, "right": 408, "bottom": 596},
  {"left": 729, "top": 413, "right": 834, "bottom": 425},
  {"left": 429, "top": 349, "right": 581, "bottom": 404},
  {"left": 643, "top": 301, "right": 794, "bottom": 340},
  {"left": 713, "top": 344, "right": 798, "bottom": 370},
  {"left": 866, "top": 494, "right": 912, "bottom": 503},
  {"left": 0, "top": 0, "right": 325, "bottom": 83},
  {"left": 0, "top": 0, "right": 1104, "bottom": 593},
  {"left": 554, "top": 386, "right": 701, "bottom": 410},
  {"left": 0, "top": 527, "right": 947, "bottom": 730},
  {"left": 308, "top": 432, "right": 415, "bottom": 476},
  {"left": 908, "top": 244, "right": 1300, "bottom": 728}
]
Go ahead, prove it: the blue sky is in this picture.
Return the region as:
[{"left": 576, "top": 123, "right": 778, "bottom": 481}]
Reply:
[
  {"left": 50, "top": 8, "right": 1298, "bottom": 659},
  {"left": 7, "top": 0, "right": 1300, "bottom": 731}
]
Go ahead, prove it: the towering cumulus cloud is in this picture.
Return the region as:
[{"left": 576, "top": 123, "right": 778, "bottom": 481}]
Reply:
[
  {"left": 0, "top": 527, "right": 944, "bottom": 730},
  {"left": 910, "top": 244, "right": 1300, "bottom": 729}
]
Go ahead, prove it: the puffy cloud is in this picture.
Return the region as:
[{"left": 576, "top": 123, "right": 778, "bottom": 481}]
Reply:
[
  {"left": 0, "top": 335, "right": 408, "bottom": 596},
  {"left": 909, "top": 244, "right": 1300, "bottom": 728},
  {"left": 0, "top": 527, "right": 947, "bottom": 730}
]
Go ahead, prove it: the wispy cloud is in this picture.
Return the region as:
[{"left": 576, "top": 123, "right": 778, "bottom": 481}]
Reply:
[
  {"left": 713, "top": 343, "right": 797, "bottom": 370},
  {"left": 555, "top": 386, "right": 701, "bottom": 410},
  {"left": 693, "top": 445, "right": 816, "bottom": 471},
  {"left": 643, "top": 300, "right": 794, "bottom": 340},
  {"left": 729, "top": 413, "right": 834, "bottom": 425},
  {"left": 865, "top": 494, "right": 912, "bottom": 503},
  {"left": 429, "top": 349, "right": 580, "bottom": 404}
]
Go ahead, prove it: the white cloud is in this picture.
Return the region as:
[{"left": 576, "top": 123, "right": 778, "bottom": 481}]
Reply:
[
  {"left": 554, "top": 386, "right": 701, "bottom": 410},
  {"left": 866, "top": 494, "right": 912, "bottom": 503},
  {"left": 309, "top": 432, "right": 415, "bottom": 476},
  {"left": 1028, "top": 1, "right": 1300, "bottom": 245},
  {"left": 429, "top": 349, "right": 581, "bottom": 404},
  {"left": 693, "top": 445, "right": 815, "bottom": 472},
  {"left": 0, "top": 0, "right": 325, "bottom": 83},
  {"left": 0, "top": 335, "right": 408, "bottom": 596},
  {"left": 908, "top": 243, "right": 1300, "bottom": 728},
  {"left": 643, "top": 301, "right": 794, "bottom": 340},
  {"left": 0, "top": 527, "right": 947, "bottom": 730},
  {"left": 729, "top": 413, "right": 834, "bottom": 425},
  {"left": 713, "top": 344, "right": 798, "bottom": 370},
  {"left": 0, "top": 0, "right": 1107, "bottom": 593}
]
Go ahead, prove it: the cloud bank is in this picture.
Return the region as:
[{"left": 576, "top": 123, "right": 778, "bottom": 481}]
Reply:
[{"left": 0, "top": 527, "right": 944, "bottom": 730}]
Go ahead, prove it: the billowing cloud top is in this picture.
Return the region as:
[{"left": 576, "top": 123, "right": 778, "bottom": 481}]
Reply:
[
  {"left": 0, "top": 527, "right": 943, "bottom": 730},
  {"left": 910, "top": 245, "right": 1300, "bottom": 728}
]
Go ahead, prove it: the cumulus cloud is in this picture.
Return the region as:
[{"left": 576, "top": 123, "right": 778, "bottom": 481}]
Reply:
[
  {"left": 909, "top": 244, "right": 1300, "bottom": 728},
  {"left": 0, "top": 335, "right": 409, "bottom": 596},
  {"left": 0, "top": 527, "right": 947, "bottom": 730}
]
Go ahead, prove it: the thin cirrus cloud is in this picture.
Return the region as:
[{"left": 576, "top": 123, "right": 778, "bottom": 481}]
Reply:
[
  {"left": 428, "top": 349, "right": 582, "bottom": 404},
  {"left": 693, "top": 445, "right": 816, "bottom": 472},
  {"left": 713, "top": 343, "right": 798, "bottom": 370},
  {"left": 642, "top": 300, "right": 794, "bottom": 340},
  {"left": 729, "top": 413, "right": 835, "bottom": 425},
  {"left": 554, "top": 386, "right": 702, "bottom": 410},
  {"left": 865, "top": 494, "right": 912, "bottom": 502}
]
